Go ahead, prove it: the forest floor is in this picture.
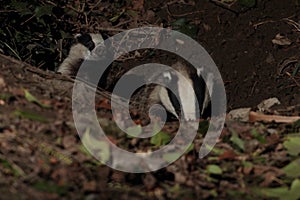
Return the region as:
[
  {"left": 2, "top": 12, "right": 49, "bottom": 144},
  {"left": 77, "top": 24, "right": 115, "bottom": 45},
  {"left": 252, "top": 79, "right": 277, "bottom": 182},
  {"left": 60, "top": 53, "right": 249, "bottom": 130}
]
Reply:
[{"left": 0, "top": 0, "right": 300, "bottom": 199}]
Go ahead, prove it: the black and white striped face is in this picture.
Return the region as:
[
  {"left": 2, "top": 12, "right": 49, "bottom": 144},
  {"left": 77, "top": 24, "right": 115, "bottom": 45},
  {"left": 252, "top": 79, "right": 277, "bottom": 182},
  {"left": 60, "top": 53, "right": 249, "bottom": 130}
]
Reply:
[
  {"left": 158, "top": 65, "right": 211, "bottom": 121},
  {"left": 57, "top": 33, "right": 104, "bottom": 76}
]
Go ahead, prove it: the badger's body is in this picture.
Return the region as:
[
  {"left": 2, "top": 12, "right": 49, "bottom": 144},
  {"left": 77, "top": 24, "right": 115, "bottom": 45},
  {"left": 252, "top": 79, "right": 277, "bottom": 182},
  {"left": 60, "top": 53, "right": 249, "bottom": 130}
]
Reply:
[{"left": 57, "top": 33, "right": 211, "bottom": 121}]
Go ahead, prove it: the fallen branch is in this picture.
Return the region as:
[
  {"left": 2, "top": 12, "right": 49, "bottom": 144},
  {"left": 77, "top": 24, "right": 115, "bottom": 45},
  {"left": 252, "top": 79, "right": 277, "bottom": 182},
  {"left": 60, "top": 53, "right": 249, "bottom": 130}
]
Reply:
[{"left": 249, "top": 111, "right": 300, "bottom": 123}]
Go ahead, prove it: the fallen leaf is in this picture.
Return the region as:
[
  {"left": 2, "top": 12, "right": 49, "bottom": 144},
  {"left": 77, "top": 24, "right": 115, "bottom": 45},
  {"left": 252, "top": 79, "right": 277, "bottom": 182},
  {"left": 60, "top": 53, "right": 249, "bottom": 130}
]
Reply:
[
  {"left": 163, "top": 153, "right": 181, "bottom": 163},
  {"left": 283, "top": 136, "right": 300, "bottom": 156},
  {"left": 272, "top": 33, "right": 292, "bottom": 46},
  {"left": 24, "top": 89, "right": 51, "bottom": 108},
  {"left": 230, "top": 130, "right": 245, "bottom": 152},
  {"left": 206, "top": 164, "right": 223, "bottom": 175},
  {"left": 126, "top": 125, "right": 142, "bottom": 137},
  {"left": 13, "top": 110, "right": 48, "bottom": 123},
  {"left": 218, "top": 149, "right": 237, "bottom": 160},
  {"left": 83, "top": 181, "right": 97, "bottom": 192},
  {"left": 282, "top": 159, "right": 300, "bottom": 178},
  {"left": 62, "top": 135, "right": 77, "bottom": 149},
  {"left": 150, "top": 131, "right": 171, "bottom": 147},
  {"left": 81, "top": 128, "right": 110, "bottom": 163},
  {"left": 257, "top": 97, "right": 280, "bottom": 112},
  {"left": 130, "top": 0, "right": 144, "bottom": 11},
  {"left": 0, "top": 75, "right": 6, "bottom": 88},
  {"left": 143, "top": 174, "right": 156, "bottom": 190},
  {"left": 227, "top": 108, "right": 251, "bottom": 122}
]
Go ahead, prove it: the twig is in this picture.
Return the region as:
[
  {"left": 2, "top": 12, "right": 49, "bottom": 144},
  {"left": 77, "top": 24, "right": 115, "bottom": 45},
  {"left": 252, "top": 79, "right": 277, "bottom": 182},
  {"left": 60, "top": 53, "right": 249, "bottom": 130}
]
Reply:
[
  {"left": 167, "top": 8, "right": 204, "bottom": 17},
  {"left": 249, "top": 111, "right": 300, "bottom": 123},
  {"left": 285, "top": 72, "right": 300, "bottom": 88},
  {"left": 115, "top": 19, "right": 133, "bottom": 28},
  {"left": 250, "top": 81, "right": 257, "bottom": 96},
  {"left": 252, "top": 20, "right": 275, "bottom": 29},
  {"left": 20, "top": 14, "right": 36, "bottom": 25},
  {"left": 86, "top": 0, "right": 102, "bottom": 15},
  {"left": 0, "top": 10, "right": 18, "bottom": 13},
  {"left": 96, "top": 27, "right": 126, "bottom": 32},
  {"left": 282, "top": 18, "right": 300, "bottom": 32}
]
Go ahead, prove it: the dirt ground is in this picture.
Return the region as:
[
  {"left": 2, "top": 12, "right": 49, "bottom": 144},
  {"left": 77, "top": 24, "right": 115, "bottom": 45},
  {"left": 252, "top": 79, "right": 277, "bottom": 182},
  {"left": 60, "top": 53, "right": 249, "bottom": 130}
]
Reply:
[
  {"left": 193, "top": 0, "right": 300, "bottom": 110},
  {"left": 0, "top": 0, "right": 300, "bottom": 199}
]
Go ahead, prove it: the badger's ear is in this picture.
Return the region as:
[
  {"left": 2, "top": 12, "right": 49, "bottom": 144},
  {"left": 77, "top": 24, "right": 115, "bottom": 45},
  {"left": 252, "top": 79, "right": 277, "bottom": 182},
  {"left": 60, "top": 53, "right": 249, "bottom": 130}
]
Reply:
[{"left": 75, "top": 33, "right": 95, "bottom": 51}]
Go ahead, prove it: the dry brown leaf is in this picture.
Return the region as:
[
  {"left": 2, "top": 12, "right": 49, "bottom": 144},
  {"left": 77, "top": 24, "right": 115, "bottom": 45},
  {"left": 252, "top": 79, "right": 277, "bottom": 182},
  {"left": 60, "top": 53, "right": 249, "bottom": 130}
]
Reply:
[
  {"left": 272, "top": 33, "right": 292, "bottom": 46},
  {"left": 257, "top": 97, "right": 280, "bottom": 112},
  {"left": 62, "top": 135, "right": 77, "bottom": 149},
  {"left": 227, "top": 108, "right": 251, "bottom": 122},
  {"left": 83, "top": 181, "right": 97, "bottom": 192},
  {"left": 218, "top": 149, "right": 237, "bottom": 160},
  {"left": 96, "top": 98, "right": 111, "bottom": 110},
  {"left": 143, "top": 174, "right": 157, "bottom": 190},
  {"left": 0, "top": 75, "right": 6, "bottom": 88},
  {"left": 130, "top": 0, "right": 144, "bottom": 11}
]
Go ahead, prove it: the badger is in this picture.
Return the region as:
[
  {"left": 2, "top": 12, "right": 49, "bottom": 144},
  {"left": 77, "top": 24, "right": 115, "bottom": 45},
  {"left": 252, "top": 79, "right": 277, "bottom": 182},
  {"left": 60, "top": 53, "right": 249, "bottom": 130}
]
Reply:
[
  {"left": 57, "top": 33, "right": 211, "bottom": 121},
  {"left": 57, "top": 33, "right": 104, "bottom": 76},
  {"left": 150, "top": 62, "right": 212, "bottom": 120}
]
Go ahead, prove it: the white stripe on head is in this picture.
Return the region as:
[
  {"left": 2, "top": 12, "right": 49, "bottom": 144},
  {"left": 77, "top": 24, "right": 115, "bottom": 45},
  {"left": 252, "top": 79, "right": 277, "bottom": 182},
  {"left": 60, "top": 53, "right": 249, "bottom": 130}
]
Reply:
[
  {"left": 163, "top": 71, "right": 172, "bottom": 81},
  {"left": 176, "top": 72, "right": 197, "bottom": 121},
  {"left": 159, "top": 87, "right": 178, "bottom": 118},
  {"left": 89, "top": 33, "right": 104, "bottom": 46}
]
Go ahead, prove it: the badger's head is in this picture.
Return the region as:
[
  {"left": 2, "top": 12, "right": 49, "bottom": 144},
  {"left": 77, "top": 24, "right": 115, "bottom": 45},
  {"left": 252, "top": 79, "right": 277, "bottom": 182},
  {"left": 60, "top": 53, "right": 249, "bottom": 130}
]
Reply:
[
  {"left": 153, "top": 62, "right": 212, "bottom": 121},
  {"left": 57, "top": 33, "right": 104, "bottom": 76}
]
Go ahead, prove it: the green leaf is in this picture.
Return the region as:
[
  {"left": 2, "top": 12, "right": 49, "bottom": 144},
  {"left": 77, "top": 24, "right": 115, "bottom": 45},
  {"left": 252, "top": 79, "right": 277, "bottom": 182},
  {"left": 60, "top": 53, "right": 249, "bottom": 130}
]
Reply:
[
  {"left": 254, "top": 179, "right": 300, "bottom": 200},
  {"left": 230, "top": 130, "right": 245, "bottom": 151},
  {"left": 34, "top": 5, "right": 54, "bottom": 18},
  {"left": 150, "top": 131, "right": 171, "bottom": 147},
  {"left": 126, "top": 10, "right": 138, "bottom": 17},
  {"left": 251, "top": 128, "right": 266, "bottom": 144},
  {"left": 185, "top": 143, "right": 194, "bottom": 153},
  {"left": 282, "top": 159, "right": 300, "bottom": 178},
  {"left": 290, "top": 179, "right": 300, "bottom": 199},
  {"left": 24, "top": 89, "right": 51, "bottom": 108},
  {"left": 79, "top": 145, "right": 103, "bottom": 166},
  {"left": 32, "top": 181, "right": 67, "bottom": 195},
  {"left": 0, "top": 158, "right": 23, "bottom": 177},
  {"left": 81, "top": 128, "right": 110, "bottom": 163},
  {"left": 255, "top": 187, "right": 289, "bottom": 200},
  {"left": 242, "top": 161, "right": 253, "bottom": 168},
  {"left": 206, "top": 164, "right": 223, "bottom": 175},
  {"left": 13, "top": 110, "right": 48, "bottom": 123},
  {"left": 283, "top": 136, "right": 300, "bottom": 156},
  {"left": 126, "top": 125, "right": 142, "bottom": 137},
  {"left": 163, "top": 153, "right": 181, "bottom": 163}
]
